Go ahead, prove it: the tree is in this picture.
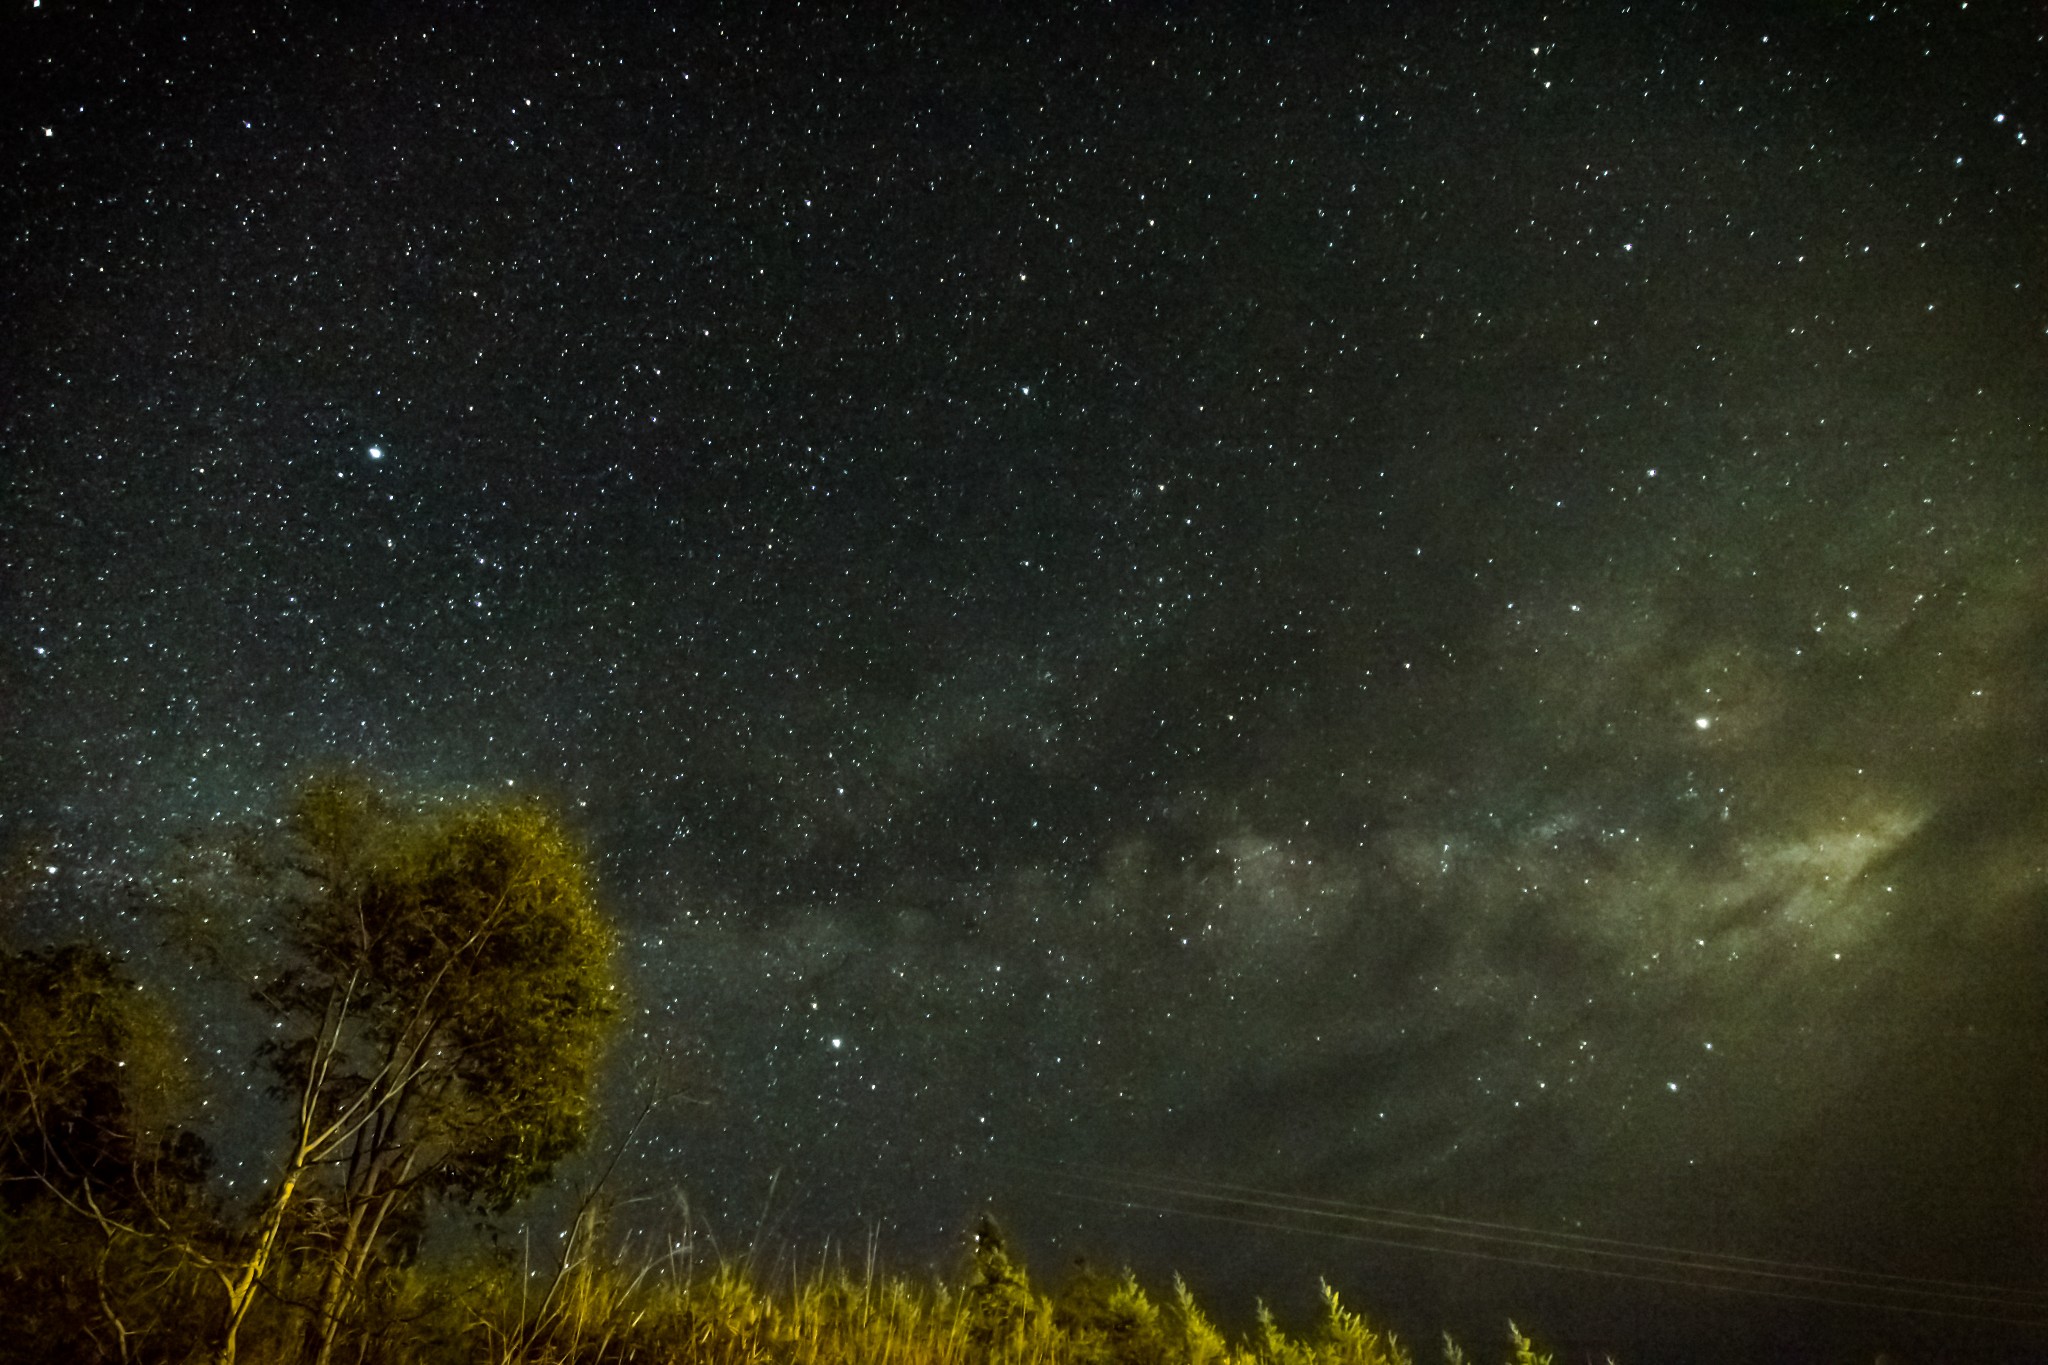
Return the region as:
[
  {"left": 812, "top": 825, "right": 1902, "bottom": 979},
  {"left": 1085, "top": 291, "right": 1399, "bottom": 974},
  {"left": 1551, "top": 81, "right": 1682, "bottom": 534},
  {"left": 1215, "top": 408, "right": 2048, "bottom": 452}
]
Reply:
[
  {"left": 0, "top": 943, "right": 212, "bottom": 1364},
  {"left": 1052, "top": 1258, "right": 1170, "bottom": 1365},
  {"left": 1, "top": 945, "right": 150, "bottom": 1214},
  {"left": 211, "top": 774, "right": 620, "bottom": 1365},
  {"left": 964, "top": 1215, "right": 1046, "bottom": 1352}
]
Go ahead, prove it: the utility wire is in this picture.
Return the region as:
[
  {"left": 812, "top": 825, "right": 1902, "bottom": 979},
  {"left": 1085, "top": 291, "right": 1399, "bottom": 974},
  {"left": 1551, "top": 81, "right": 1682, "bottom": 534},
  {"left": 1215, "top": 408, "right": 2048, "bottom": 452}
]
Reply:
[
  {"left": 992, "top": 1158, "right": 2048, "bottom": 1329},
  {"left": 1047, "top": 1188, "right": 2048, "bottom": 1330},
  {"left": 1008, "top": 1160, "right": 2048, "bottom": 1306}
]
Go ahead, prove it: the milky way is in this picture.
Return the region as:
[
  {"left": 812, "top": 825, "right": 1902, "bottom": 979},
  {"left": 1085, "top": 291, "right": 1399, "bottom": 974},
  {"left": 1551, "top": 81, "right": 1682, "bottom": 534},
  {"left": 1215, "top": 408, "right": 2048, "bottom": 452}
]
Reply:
[{"left": 6, "top": 5, "right": 2046, "bottom": 1360}]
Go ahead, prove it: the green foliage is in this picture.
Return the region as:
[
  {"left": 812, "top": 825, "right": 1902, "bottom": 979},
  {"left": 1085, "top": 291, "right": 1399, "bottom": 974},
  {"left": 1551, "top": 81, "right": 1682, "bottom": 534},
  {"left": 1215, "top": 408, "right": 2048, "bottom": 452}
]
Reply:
[
  {"left": 0, "top": 781, "right": 1584, "bottom": 1365},
  {"left": 273, "top": 773, "right": 620, "bottom": 1213},
  {"left": 214, "top": 772, "right": 624, "bottom": 1364},
  {"left": 1169, "top": 1275, "right": 1231, "bottom": 1365},
  {"left": 1505, "top": 1322, "right": 1552, "bottom": 1365},
  {"left": 965, "top": 1214, "right": 1048, "bottom": 1350},
  {"left": 1251, "top": 1299, "right": 1317, "bottom": 1365},
  {"left": 1314, "top": 1282, "right": 1410, "bottom": 1365},
  {"left": 1053, "top": 1259, "right": 1169, "bottom": 1365},
  {"left": 446, "top": 1210, "right": 1575, "bottom": 1365},
  {"left": 0, "top": 944, "right": 214, "bottom": 1365},
  {"left": 0, "top": 775, "right": 628, "bottom": 1365},
  {"left": 0, "top": 944, "right": 205, "bottom": 1214}
]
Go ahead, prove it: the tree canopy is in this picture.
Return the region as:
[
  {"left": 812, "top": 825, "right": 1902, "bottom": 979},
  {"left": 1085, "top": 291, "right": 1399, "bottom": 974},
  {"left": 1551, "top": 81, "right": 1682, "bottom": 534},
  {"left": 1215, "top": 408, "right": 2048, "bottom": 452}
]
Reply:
[
  {"left": 224, "top": 773, "right": 622, "bottom": 1364},
  {"left": 0, "top": 774, "right": 625, "bottom": 1365},
  {"left": 273, "top": 774, "right": 620, "bottom": 1214},
  {"left": 0, "top": 942, "right": 203, "bottom": 1216}
]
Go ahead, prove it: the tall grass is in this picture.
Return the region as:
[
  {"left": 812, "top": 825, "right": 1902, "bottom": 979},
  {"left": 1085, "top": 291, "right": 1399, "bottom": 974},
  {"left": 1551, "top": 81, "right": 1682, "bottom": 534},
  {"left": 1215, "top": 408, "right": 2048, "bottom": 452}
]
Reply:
[
  {"left": 1, "top": 1190, "right": 1562, "bottom": 1364},
  {"left": 446, "top": 1203, "right": 1552, "bottom": 1365}
]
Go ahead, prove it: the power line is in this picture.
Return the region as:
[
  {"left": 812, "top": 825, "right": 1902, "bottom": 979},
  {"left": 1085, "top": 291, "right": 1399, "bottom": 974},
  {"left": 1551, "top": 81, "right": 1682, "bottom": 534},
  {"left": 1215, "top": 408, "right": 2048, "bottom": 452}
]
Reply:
[
  {"left": 993, "top": 1159, "right": 2048, "bottom": 1330},
  {"left": 1011, "top": 1160, "right": 2048, "bottom": 1305}
]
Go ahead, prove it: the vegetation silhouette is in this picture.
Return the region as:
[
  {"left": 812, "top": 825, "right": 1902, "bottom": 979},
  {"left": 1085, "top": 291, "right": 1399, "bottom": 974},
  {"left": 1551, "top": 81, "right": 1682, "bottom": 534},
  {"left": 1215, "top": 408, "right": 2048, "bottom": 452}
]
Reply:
[
  {"left": 238, "top": 774, "right": 620, "bottom": 1365},
  {"left": 0, "top": 775, "right": 1564, "bottom": 1364},
  {"left": 0, "top": 942, "right": 214, "bottom": 1362}
]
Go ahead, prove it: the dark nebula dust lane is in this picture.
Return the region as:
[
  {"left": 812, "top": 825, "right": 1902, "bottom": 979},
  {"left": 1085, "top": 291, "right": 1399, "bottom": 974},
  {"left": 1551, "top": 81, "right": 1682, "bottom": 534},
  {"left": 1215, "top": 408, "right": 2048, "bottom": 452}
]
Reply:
[{"left": 5, "top": 4, "right": 2046, "bottom": 1361}]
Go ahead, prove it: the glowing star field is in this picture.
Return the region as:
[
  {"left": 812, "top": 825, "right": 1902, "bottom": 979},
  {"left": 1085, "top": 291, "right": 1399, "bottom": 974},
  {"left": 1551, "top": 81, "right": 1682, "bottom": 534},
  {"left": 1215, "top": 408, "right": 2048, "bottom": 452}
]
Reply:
[{"left": 5, "top": 4, "right": 2045, "bottom": 1361}]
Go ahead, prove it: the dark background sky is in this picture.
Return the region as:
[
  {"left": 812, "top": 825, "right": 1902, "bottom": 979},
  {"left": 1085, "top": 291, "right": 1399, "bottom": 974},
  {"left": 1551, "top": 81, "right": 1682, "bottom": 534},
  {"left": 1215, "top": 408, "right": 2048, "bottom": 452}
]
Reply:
[{"left": 6, "top": 2, "right": 2047, "bottom": 1361}]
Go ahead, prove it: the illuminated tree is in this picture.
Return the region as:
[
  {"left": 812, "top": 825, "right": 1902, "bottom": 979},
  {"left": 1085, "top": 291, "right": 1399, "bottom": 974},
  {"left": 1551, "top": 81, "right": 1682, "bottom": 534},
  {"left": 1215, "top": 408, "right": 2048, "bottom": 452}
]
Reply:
[
  {"left": 213, "top": 774, "right": 620, "bottom": 1365},
  {"left": 965, "top": 1215, "right": 1047, "bottom": 1351}
]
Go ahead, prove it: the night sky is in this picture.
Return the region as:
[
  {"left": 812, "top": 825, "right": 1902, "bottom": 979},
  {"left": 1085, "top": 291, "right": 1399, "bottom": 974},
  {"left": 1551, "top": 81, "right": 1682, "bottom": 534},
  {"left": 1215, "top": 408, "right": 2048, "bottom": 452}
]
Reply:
[{"left": 6, "top": 3, "right": 2048, "bottom": 1360}]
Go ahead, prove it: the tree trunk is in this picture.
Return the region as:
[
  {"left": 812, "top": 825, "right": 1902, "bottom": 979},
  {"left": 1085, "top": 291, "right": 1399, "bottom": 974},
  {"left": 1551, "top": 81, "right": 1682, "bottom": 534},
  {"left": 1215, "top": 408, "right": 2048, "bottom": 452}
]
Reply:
[
  {"left": 305, "top": 1194, "right": 369, "bottom": 1365},
  {"left": 309, "top": 1159, "right": 414, "bottom": 1365},
  {"left": 214, "top": 1166, "right": 302, "bottom": 1365}
]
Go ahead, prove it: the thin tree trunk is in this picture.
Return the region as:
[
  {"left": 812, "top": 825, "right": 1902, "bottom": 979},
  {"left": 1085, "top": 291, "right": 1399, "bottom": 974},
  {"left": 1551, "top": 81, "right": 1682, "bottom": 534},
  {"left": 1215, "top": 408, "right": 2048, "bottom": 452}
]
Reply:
[
  {"left": 214, "top": 1163, "right": 303, "bottom": 1365},
  {"left": 305, "top": 1191, "right": 371, "bottom": 1365},
  {"left": 309, "top": 1151, "right": 416, "bottom": 1365}
]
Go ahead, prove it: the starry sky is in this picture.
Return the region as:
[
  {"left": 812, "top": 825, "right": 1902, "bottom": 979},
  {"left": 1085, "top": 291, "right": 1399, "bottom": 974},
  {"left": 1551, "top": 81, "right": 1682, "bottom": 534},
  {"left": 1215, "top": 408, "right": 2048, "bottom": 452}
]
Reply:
[{"left": 6, "top": 2, "right": 2047, "bottom": 1360}]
